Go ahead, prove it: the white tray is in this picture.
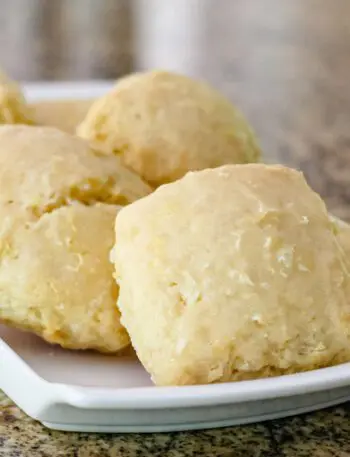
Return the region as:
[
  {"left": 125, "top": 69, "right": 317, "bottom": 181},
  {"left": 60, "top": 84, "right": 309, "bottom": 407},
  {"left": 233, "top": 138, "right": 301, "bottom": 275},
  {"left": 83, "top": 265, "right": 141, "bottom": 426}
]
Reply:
[
  {"left": 2, "top": 324, "right": 350, "bottom": 433},
  {"left": 23, "top": 80, "right": 114, "bottom": 102},
  {"left": 1, "top": 82, "right": 350, "bottom": 433}
]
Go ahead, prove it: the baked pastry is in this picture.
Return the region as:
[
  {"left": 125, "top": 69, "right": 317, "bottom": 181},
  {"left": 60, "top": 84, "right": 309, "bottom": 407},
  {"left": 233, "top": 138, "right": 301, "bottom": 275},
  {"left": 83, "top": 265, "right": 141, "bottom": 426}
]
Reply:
[
  {"left": 0, "top": 125, "right": 152, "bottom": 352},
  {"left": 112, "top": 164, "right": 350, "bottom": 385},
  {"left": 331, "top": 215, "right": 350, "bottom": 253},
  {"left": 77, "top": 70, "right": 261, "bottom": 187},
  {"left": 31, "top": 99, "right": 93, "bottom": 134},
  {"left": 0, "top": 71, "right": 33, "bottom": 124}
]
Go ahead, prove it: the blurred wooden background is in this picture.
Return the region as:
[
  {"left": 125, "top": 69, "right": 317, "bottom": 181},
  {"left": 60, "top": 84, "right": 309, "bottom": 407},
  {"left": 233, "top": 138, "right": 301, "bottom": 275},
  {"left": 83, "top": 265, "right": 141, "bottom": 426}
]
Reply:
[{"left": 1, "top": 0, "right": 350, "bottom": 219}]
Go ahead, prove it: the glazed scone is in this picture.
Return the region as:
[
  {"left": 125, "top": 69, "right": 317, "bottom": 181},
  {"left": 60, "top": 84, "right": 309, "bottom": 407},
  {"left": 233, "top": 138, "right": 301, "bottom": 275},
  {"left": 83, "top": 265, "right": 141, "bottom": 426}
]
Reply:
[
  {"left": 0, "top": 71, "right": 33, "bottom": 124},
  {"left": 0, "top": 125, "right": 152, "bottom": 352},
  {"left": 77, "top": 70, "right": 261, "bottom": 187},
  {"left": 113, "top": 164, "right": 350, "bottom": 385},
  {"left": 31, "top": 99, "right": 93, "bottom": 134},
  {"left": 0, "top": 203, "right": 127, "bottom": 352},
  {"left": 331, "top": 215, "right": 350, "bottom": 251}
]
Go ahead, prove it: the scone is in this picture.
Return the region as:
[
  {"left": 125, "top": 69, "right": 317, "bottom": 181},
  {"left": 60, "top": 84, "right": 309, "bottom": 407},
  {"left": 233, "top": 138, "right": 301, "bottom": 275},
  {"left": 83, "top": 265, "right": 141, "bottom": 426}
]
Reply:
[
  {"left": 31, "top": 99, "right": 93, "bottom": 134},
  {"left": 0, "top": 71, "right": 33, "bottom": 124},
  {"left": 113, "top": 164, "right": 350, "bottom": 385},
  {"left": 77, "top": 70, "right": 261, "bottom": 187},
  {"left": 0, "top": 125, "right": 152, "bottom": 352},
  {"left": 331, "top": 215, "right": 350, "bottom": 256}
]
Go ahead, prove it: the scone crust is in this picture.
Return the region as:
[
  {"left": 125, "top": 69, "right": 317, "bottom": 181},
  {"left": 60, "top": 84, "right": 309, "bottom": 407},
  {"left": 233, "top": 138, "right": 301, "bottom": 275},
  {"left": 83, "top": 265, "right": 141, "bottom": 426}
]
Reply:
[
  {"left": 77, "top": 70, "right": 261, "bottom": 186},
  {"left": 113, "top": 164, "right": 350, "bottom": 385}
]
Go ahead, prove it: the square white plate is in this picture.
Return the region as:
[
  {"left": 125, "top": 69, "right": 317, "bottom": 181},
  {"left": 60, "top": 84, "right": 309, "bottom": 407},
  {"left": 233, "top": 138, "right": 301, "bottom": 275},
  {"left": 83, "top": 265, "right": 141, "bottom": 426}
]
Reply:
[
  {"left": 1, "top": 82, "right": 350, "bottom": 433},
  {"left": 2, "top": 323, "right": 350, "bottom": 433}
]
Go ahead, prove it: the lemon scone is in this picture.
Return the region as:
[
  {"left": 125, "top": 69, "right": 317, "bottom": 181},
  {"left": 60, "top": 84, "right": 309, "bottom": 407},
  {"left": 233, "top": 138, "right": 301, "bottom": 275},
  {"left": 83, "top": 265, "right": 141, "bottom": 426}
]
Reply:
[
  {"left": 113, "top": 164, "right": 350, "bottom": 385},
  {"left": 0, "top": 71, "right": 33, "bottom": 124},
  {"left": 31, "top": 99, "right": 93, "bottom": 134},
  {"left": 331, "top": 215, "right": 350, "bottom": 256},
  {"left": 0, "top": 125, "right": 152, "bottom": 352},
  {"left": 77, "top": 70, "right": 261, "bottom": 187}
]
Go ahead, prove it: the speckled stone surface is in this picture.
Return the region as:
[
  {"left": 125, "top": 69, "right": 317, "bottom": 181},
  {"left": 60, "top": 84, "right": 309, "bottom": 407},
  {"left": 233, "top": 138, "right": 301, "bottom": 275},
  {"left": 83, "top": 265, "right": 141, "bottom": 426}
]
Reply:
[
  {"left": 2, "top": 390, "right": 350, "bottom": 456},
  {"left": 2, "top": 0, "right": 350, "bottom": 455}
]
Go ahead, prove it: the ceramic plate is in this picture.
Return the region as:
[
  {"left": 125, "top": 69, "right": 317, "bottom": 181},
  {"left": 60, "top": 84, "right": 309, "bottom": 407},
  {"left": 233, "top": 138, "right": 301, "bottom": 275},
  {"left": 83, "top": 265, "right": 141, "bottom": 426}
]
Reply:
[{"left": 1, "top": 82, "right": 350, "bottom": 433}]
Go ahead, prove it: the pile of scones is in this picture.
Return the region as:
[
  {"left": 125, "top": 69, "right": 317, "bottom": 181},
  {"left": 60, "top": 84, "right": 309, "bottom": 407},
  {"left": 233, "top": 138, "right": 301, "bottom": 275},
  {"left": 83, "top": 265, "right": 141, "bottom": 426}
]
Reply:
[{"left": 1, "top": 69, "right": 350, "bottom": 387}]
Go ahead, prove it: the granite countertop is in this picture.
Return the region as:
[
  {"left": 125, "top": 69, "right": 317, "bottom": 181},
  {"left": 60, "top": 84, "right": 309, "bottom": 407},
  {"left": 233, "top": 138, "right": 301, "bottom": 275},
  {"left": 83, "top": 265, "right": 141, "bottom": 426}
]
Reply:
[
  {"left": 2, "top": 390, "right": 350, "bottom": 456},
  {"left": 2, "top": 0, "right": 350, "bottom": 455}
]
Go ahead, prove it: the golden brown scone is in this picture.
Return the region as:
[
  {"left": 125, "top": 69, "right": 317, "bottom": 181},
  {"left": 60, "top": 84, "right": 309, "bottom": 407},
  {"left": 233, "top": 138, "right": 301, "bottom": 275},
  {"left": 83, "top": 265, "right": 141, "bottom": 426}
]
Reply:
[
  {"left": 77, "top": 70, "right": 261, "bottom": 187},
  {"left": 0, "top": 71, "right": 33, "bottom": 125},
  {"left": 0, "top": 125, "right": 152, "bottom": 352},
  {"left": 113, "top": 164, "right": 350, "bottom": 385},
  {"left": 31, "top": 99, "right": 93, "bottom": 134}
]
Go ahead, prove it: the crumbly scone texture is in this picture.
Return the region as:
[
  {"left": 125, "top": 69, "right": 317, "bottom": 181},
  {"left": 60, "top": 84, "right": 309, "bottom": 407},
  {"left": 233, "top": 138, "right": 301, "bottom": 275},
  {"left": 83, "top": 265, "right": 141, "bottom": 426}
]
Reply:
[
  {"left": 0, "top": 125, "right": 152, "bottom": 352},
  {"left": 0, "top": 71, "right": 33, "bottom": 125},
  {"left": 77, "top": 70, "right": 261, "bottom": 187},
  {"left": 31, "top": 99, "right": 93, "bottom": 134},
  {"left": 113, "top": 164, "right": 350, "bottom": 385}
]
